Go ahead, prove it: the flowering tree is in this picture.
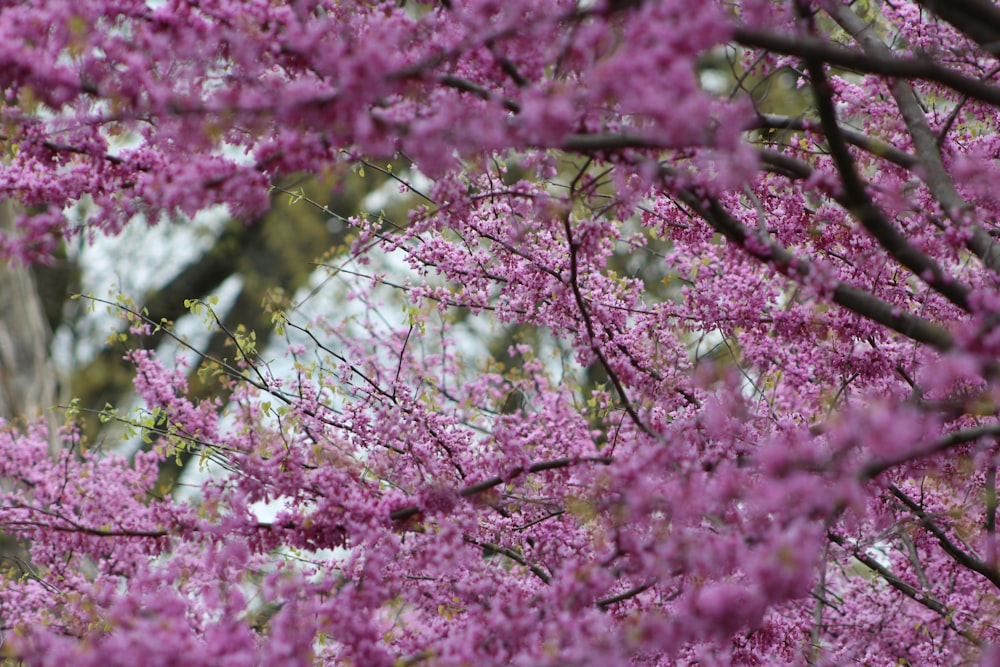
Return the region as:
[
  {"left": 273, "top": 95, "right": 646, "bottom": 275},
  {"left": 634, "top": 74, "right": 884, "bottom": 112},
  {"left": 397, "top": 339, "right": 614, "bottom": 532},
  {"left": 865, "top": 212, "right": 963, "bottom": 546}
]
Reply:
[{"left": 4, "top": 0, "right": 1000, "bottom": 664}]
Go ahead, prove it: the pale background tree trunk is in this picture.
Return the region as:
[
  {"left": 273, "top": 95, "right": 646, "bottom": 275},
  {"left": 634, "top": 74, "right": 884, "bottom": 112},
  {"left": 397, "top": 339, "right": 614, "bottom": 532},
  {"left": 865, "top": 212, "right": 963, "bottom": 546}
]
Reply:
[{"left": 0, "top": 200, "right": 60, "bottom": 448}]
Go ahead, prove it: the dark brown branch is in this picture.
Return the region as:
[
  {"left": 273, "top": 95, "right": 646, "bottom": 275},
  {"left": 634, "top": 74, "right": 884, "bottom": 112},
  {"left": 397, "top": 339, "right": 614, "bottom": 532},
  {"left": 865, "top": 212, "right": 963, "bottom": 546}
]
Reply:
[
  {"left": 388, "top": 456, "right": 613, "bottom": 522},
  {"left": 988, "top": 465, "right": 998, "bottom": 570},
  {"left": 933, "top": 61, "right": 1000, "bottom": 148},
  {"left": 673, "top": 186, "right": 955, "bottom": 350},
  {"left": 888, "top": 484, "right": 1000, "bottom": 590},
  {"left": 464, "top": 537, "right": 551, "bottom": 584},
  {"left": 561, "top": 211, "right": 657, "bottom": 438},
  {"left": 7, "top": 457, "right": 614, "bottom": 541},
  {"left": 438, "top": 74, "right": 521, "bottom": 113},
  {"left": 42, "top": 141, "right": 125, "bottom": 166},
  {"left": 915, "top": 0, "right": 1000, "bottom": 53},
  {"left": 562, "top": 132, "right": 668, "bottom": 152},
  {"left": 751, "top": 114, "right": 918, "bottom": 169},
  {"left": 860, "top": 423, "right": 1000, "bottom": 480},
  {"left": 828, "top": 532, "right": 984, "bottom": 647},
  {"left": 561, "top": 119, "right": 914, "bottom": 166},
  {"left": 757, "top": 149, "right": 815, "bottom": 179},
  {"left": 829, "top": 5, "right": 1000, "bottom": 274},
  {"left": 3, "top": 503, "right": 170, "bottom": 539},
  {"left": 800, "top": 29, "right": 972, "bottom": 312},
  {"left": 596, "top": 579, "right": 657, "bottom": 610},
  {"left": 487, "top": 41, "right": 529, "bottom": 88},
  {"left": 735, "top": 27, "right": 1000, "bottom": 107}
]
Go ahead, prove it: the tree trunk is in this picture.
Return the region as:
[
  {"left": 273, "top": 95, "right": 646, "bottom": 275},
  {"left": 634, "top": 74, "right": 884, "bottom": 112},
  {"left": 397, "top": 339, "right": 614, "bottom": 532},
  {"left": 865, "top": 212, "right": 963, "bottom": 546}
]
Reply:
[{"left": 0, "top": 200, "right": 59, "bottom": 447}]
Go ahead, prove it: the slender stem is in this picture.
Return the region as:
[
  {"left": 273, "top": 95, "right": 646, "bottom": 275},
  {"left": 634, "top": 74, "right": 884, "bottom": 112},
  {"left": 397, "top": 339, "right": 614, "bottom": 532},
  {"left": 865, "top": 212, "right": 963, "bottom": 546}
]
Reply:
[
  {"left": 809, "top": 543, "right": 828, "bottom": 665},
  {"left": 986, "top": 464, "right": 997, "bottom": 570}
]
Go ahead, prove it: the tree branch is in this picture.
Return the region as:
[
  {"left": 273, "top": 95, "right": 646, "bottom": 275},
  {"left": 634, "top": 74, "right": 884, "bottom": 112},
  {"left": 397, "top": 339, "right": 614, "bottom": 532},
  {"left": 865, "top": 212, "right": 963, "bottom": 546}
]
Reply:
[
  {"left": 828, "top": 532, "right": 984, "bottom": 647},
  {"left": 388, "top": 456, "right": 613, "bottom": 522},
  {"left": 888, "top": 484, "right": 1000, "bottom": 590},
  {"left": 751, "top": 114, "right": 918, "bottom": 169},
  {"left": 595, "top": 579, "right": 658, "bottom": 610},
  {"left": 915, "top": 0, "right": 1000, "bottom": 53},
  {"left": 829, "top": 5, "right": 1000, "bottom": 274},
  {"left": 800, "top": 24, "right": 972, "bottom": 312},
  {"left": 671, "top": 184, "right": 955, "bottom": 350},
  {"left": 860, "top": 423, "right": 1000, "bottom": 480},
  {"left": 734, "top": 27, "right": 1000, "bottom": 107}
]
